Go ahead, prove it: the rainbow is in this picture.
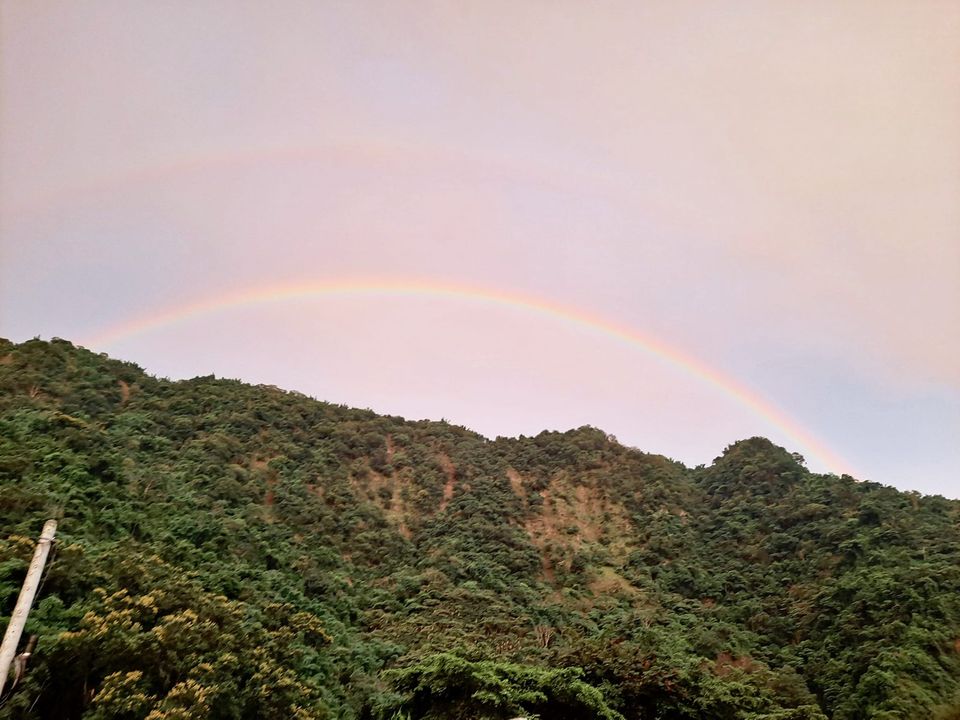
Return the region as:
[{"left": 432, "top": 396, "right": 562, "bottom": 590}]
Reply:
[
  {"left": 82, "top": 278, "right": 855, "bottom": 476},
  {"left": 9, "top": 138, "right": 616, "bottom": 223}
]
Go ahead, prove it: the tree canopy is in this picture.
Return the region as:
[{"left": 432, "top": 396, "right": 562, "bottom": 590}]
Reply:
[{"left": 1, "top": 338, "right": 957, "bottom": 719}]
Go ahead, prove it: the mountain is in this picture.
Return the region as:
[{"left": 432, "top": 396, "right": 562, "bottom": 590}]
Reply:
[{"left": 1, "top": 337, "right": 958, "bottom": 720}]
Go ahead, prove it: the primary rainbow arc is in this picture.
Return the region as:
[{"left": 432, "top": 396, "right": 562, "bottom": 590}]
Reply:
[{"left": 83, "top": 278, "right": 855, "bottom": 476}]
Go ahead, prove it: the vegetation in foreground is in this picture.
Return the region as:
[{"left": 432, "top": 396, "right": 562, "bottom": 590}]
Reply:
[{"left": 1, "top": 338, "right": 958, "bottom": 719}]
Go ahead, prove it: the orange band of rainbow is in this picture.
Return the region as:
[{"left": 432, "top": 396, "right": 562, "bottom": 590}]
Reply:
[{"left": 82, "top": 278, "right": 855, "bottom": 477}]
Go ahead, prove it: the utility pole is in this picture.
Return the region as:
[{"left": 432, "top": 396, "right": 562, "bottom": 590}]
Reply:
[{"left": 0, "top": 519, "right": 57, "bottom": 696}]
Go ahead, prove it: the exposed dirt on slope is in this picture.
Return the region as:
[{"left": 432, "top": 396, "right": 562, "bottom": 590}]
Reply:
[
  {"left": 714, "top": 652, "right": 760, "bottom": 676},
  {"left": 117, "top": 379, "right": 130, "bottom": 405},
  {"left": 525, "top": 473, "right": 631, "bottom": 549},
  {"left": 588, "top": 566, "right": 642, "bottom": 598},
  {"left": 438, "top": 453, "right": 456, "bottom": 512},
  {"left": 506, "top": 468, "right": 527, "bottom": 499},
  {"left": 518, "top": 470, "right": 639, "bottom": 586},
  {"left": 540, "top": 554, "right": 556, "bottom": 584}
]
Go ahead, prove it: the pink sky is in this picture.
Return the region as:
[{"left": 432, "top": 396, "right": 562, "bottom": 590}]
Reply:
[{"left": 2, "top": 2, "right": 958, "bottom": 495}]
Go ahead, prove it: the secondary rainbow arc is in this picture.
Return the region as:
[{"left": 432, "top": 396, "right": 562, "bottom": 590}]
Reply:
[{"left": 82, "top": 278, "right": 855, "bottom": 476}]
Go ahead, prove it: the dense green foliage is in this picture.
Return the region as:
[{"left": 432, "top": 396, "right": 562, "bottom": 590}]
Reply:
[{"left": 0, "top": 338, "right": 958, "bottom": 719}]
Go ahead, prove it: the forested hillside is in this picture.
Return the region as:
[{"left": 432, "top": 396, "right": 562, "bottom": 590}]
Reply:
[{"left": 1, "top": 338, "right": 958, "bottom": 719}]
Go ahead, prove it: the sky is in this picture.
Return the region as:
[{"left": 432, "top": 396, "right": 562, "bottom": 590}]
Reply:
[{"left": 1, "top": 2, "right": 958, "bottom": 497}]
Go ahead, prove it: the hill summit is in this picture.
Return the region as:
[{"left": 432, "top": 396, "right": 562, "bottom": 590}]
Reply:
[{"left": 1, "top": 338, "right": 958, "bottom": 719}]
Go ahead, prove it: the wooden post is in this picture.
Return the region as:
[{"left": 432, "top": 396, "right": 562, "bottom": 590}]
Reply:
[{"left": 0, "top": 519, "right": 57, "bottom": 696}]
